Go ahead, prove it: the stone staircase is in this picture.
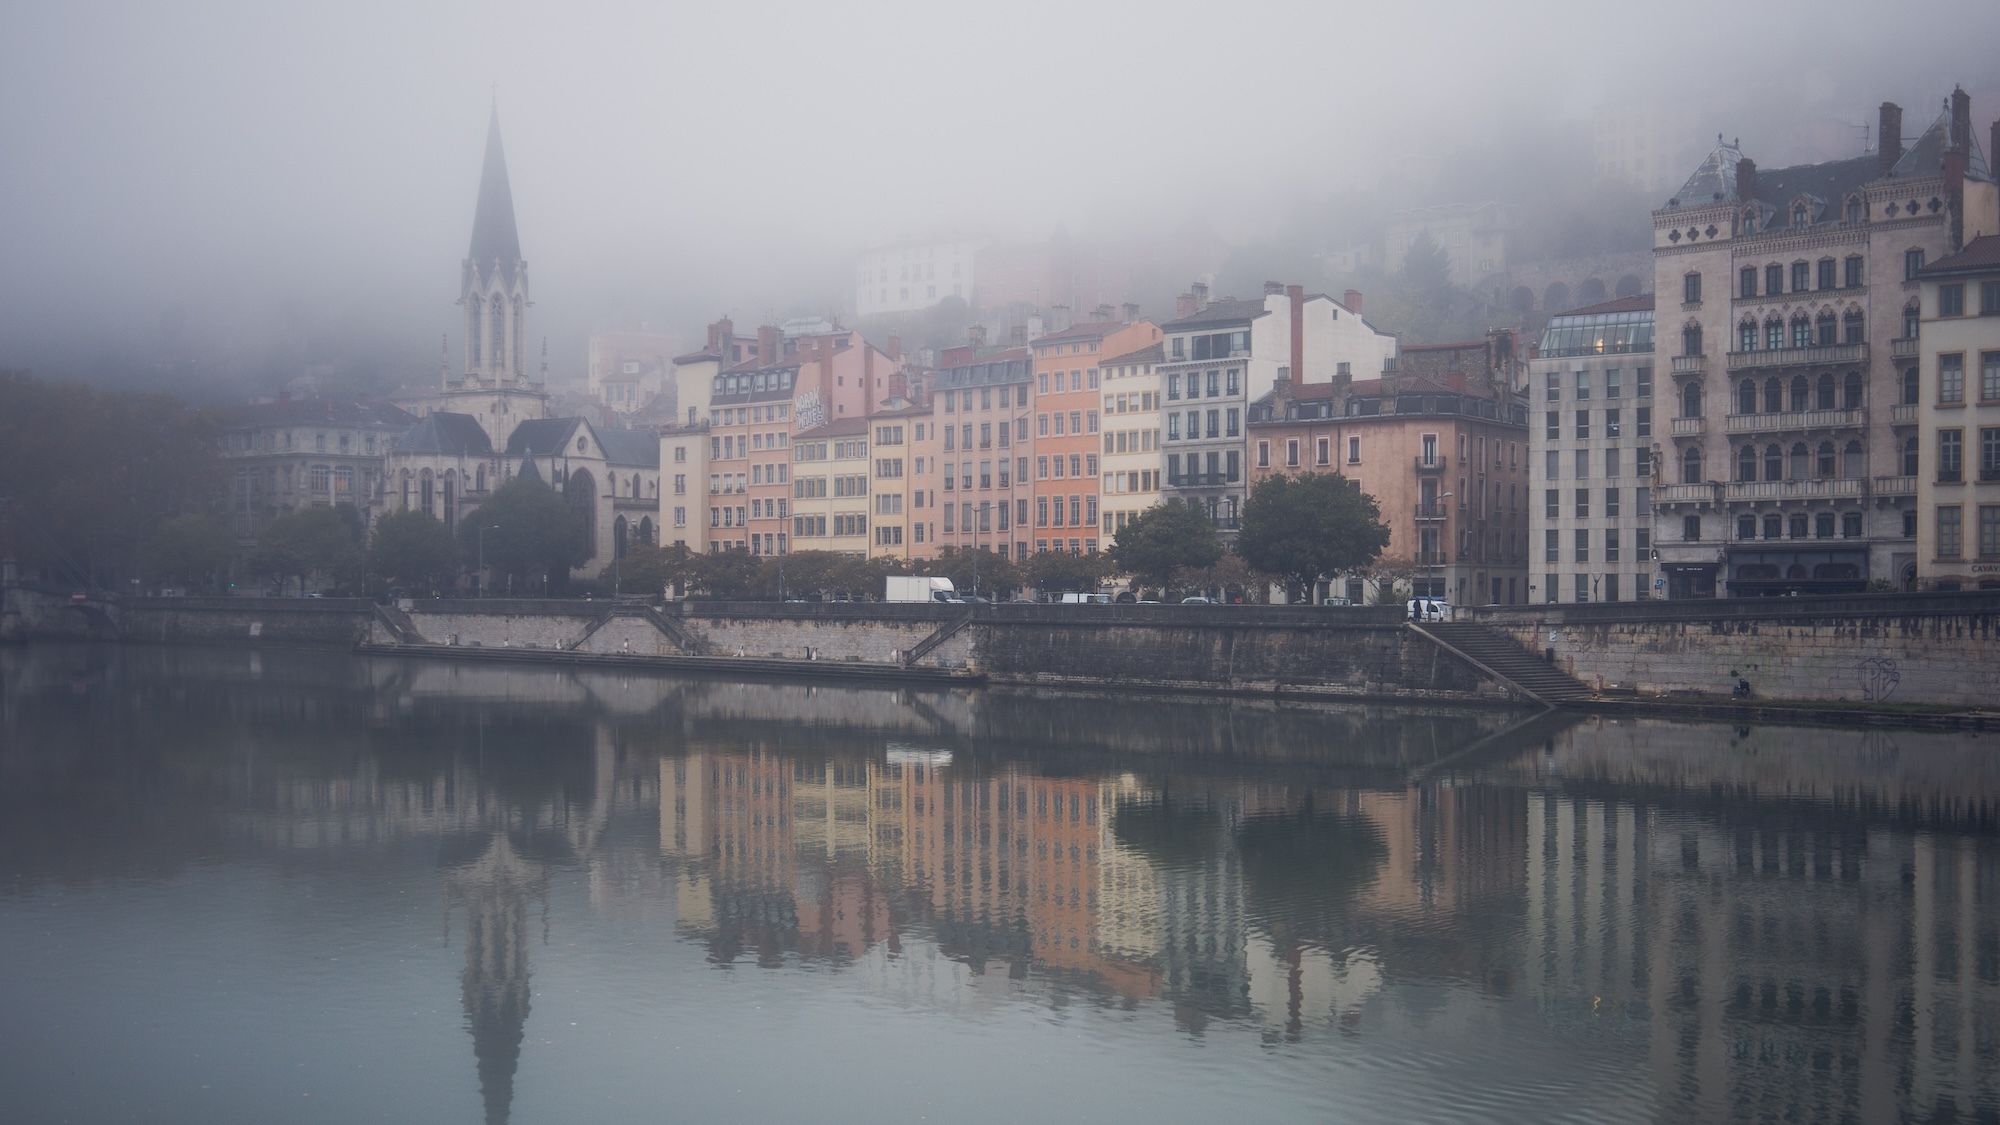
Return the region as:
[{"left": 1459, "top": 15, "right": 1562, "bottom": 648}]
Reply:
[
  {"left": 1414, "top": 621, "right": 1593, "bottom": 705},
  {"left": 372, "top": 604, "right": 426, "bottom": 645}
]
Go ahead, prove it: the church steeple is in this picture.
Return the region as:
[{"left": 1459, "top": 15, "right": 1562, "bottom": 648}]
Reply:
[{"left": 461, "top": 102, "right": 531, "bottom": 390}]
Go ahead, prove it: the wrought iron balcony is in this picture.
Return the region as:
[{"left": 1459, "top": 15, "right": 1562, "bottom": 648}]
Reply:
[
  {"left": 1724, "top": 342, "right": 1868, "bottom": 372},
  {"left": 1413, "top": 455, "right": 1448, "bottom": 473},
  {"left": 1414, "top": 503, "right": 1448, "bottom": 521},
  {"left": 1722, "top": 407, "right": 1866, "bottom": 435}
]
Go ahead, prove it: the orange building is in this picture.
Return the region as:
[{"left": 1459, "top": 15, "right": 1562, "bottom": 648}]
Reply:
[
  {"left": 930, "top": 345, "right": 1034, "bottom": 561},
  {"left": 1029, "top": 318, "right": 1161, "bottom": 555}
]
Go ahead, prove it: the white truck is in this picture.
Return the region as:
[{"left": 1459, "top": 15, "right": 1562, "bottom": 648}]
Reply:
[{"left": 885, "top": 576, "right": 959, "bottom": 603}]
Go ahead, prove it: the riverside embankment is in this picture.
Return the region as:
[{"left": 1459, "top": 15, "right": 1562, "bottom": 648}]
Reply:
[{"left": 8, "top": 586, "right": 2000, "bottom": 721}]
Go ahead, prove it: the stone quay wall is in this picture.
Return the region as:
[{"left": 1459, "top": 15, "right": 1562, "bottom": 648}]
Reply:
[{"left": 1466, "top": 592, "right": 2000, "bottom": 707}]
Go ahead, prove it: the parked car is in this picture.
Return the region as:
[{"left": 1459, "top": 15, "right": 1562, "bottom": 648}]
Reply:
[
  {"left": 1321, "top": 597, "right": 1354, "bottom": 606},
  {"left": 1179, "top": 596, "right": 1216, "bottom": 605},
  {"left": 1407, "top": 598, "right": 1454, "bottom": 622},
  {"left": 1058, "top": 592, "right": 1112, "bottom": 604}
]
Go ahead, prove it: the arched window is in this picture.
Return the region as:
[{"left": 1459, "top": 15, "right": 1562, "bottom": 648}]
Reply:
[
  {"left": 1902, "top": 301, "right": 1920, "bottom": 339},
  {"left": 442, "top": 471, "right": 456, "bottom": 531},
  {"left": 400, "top": 472, "right": 411, "bottom": 510},
  {"left": 1843, "top": 309, "right": 1864, "bottom": 343},
  {"left": 1789, "top": 375, "right": 1810, "bottom": 412},
  {"left": 489, "top": 295, "right": 505, "bottom": 371},
  {"left": 1815, "top": 512, "right": 1836, "bottom": 539},
  {"left": 1765, "top": 318, "right": 1784, "bottom": 350},
  {"left": 1682, "top": 382, "right": 1703, "bottom": 418},
  {"left": 1903, "top": 368, "right": 1920, "bottom": 404},
  {"left": 1790, "top": 442, "right": 1810, "bottom": 480},
  {"left": 511, "top": 297, "right": 524, "bottom": 375},
  {"left": 1763, "top": 377, "right": 1783, "bottom": 414},
  {"left": 1737, "top": 445, "right": 1757, "bottom": 481},
  {"left": 1740, "top": 320, "right": 1758, "bottom": 351},
  {"left": 1765, "top": 444, "right": 1785, "bottom": 481},
  {"left": 1738, "top": 379, "right": 1758, "bottom": 415},
  {"left": 1681, "top": 447, "right": 1703, "bottom": 484},
  {"left": 1790, "top": 316, "right": 1811, "bottom": 349},
  {"left": 469, "top": 301, "right": 482, "bottom": 366},
  {"left": 638, "top": 516, "right": 654, "bottom": 546},
  {"left": 1904, "top": 436, "right": 1920, "bottom": 476},
  {"left": 475, "top": 464, "right": 485, "bottom": 493},
  {"left": 613, "top": 515, "right": 628, "bottom": 559},
  {"left": 1683, "top": 325, "right": 1703, "bottom": 356},
  {"left": 1843, "top": 371, "right": 1863, "bottom": 409},
  {"left": 1816, "top": 312, "right": 1837, "bottom": 345},
  {"left": 1843, "top": 440, "right": 1865, "bottom": 478},
  {"left": 1816, "top": 441, "right": 1836, "bottom": 477},
  {"left": 1816, "top": 373, "right": 1835, "bottom": 410},
  {"left": 420, "top": 469, "right": 434, "bottom": 515}
]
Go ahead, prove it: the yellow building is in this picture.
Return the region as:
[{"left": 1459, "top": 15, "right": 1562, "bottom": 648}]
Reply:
[
  {"left": 790, "top": 418, "right": 872, "bottom": 557},
  {"left": 1098, "top": 341, "right": 1165, "bottom": 540}
]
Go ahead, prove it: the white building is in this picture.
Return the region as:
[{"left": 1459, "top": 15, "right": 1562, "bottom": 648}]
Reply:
[
  {"left": 1097, "top": 342, "right": 1164, "bottom": 538},
  {"left": 1912, "top": 234, "right": 2000, "bottom": 587},
  {"left": 854, "top": 242, "right": 978, "bottom": 317}
]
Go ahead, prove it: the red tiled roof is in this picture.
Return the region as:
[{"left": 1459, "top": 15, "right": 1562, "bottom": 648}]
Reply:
[{"left": 1920, "top": 235, "right": 2000, "bottom": 275}]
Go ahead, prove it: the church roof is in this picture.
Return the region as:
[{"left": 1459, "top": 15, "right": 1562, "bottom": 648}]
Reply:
[
  {"left": 504, "top": 417, "right": 582, "bottom": 457},
  {"left": 592, "top": 427, "right": 660, "bottom": 468},
  {"left": 468, "top": 105, "right": 522, "bottom": 265},
  {"left": 221, "top": 397, "right": 416, "bottom": 431},
  {"left": 395, "top": 411, "right": 492, "bottom": 456}
]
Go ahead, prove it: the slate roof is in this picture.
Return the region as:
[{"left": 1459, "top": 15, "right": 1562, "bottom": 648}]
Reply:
[
  {"left": 1031, "top": 320, "right": 1128, "bottom": 344},
  {"left": 396, "top": 411, "right": 493, "bottom": 455},
  {"left": 504, "top": 417, "right": 582, "bottom": 457},
  {"left": 1558, "top": 294, "right": 1656, "bottom": 317},
  {"left": 468, "top": 105, "right": 521, "bottom": 264},
  {"left": 1668, "top": 107, "right": 1991, "bottom": 215},
  {"left": 1892, "top": 106, "right": 1993, "bottom": 182},
  {"left": 1669, "top": 139, "right": 1746, "bottom": 206},
  {"left": 222, "top": 398, "right": 416, "bottom": 431},
  {"left": 593, "top": 427, "right": 660, "bottom": 467},
  {"left": 1103, "top": 342, "right": 1164, "bottom": 367},
  {"left": 1160, "top": 298, "right": 1269, "bottom": 331}
]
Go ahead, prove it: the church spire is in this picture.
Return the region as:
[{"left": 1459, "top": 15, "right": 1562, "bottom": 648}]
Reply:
[{"left": 468, "top": 102, "right": 521, "bottom": 265}]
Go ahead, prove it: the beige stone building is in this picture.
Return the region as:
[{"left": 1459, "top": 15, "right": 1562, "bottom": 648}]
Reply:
[{"left": 1913, "top": 234, "right": 2000, "bottom": 587}]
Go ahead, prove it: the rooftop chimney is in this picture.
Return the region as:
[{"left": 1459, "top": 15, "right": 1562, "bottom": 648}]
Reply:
[
  {"left": 1879, "top": 102, "right": 1904, "bottom": 176},
  {"left": 886, "top": 335, "right": 902, "bottom": 361},
  {"left": 1273, "top": 365, "right": 1293, "bottom": 410},
  {"left": 1121, "top": 302, "right": 1140, "bottom": 323},
  {"left": 967, "top": 324, "right": 987, "bottom": 348},
  {"left": 1263, "top": 280, "right": 1285, "bottom": 296},
  {"left": 756, "top": 325, "right": 780, "bottom": 366},
  {"left": 1288, "top": 284, "right": 1305, "bottom": 385},
  {"left": 1093, "top": 302, "right": 1113, "bottom": 322},
  {"left": 1343, "top": 289, "right": 1363, "bottom": 315},
  {"left": 709, "top": 317, "right": 734, "bottom": 352},
  {"left": 1176, "top": 292, "right": 1198, "bottom": 318},
  {"left": 1736, "top": 157, "right": 1758, "bottom": 203},
  {"left": 1051, "top": 304, "right": 1072, "bottom": 332},
  {"left": 1951, "top": 86, "right": 1972, "bottom": 152},
  {"left": 1190, "top": 282, "right": 1209, "bottom": 311},
  {"left": 1009, "top": 324, "right": 1027, "bottom": 348}
]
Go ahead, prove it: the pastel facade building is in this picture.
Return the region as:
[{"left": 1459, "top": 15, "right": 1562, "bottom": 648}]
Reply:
[
  {"left": 931, "top": 345, "right": 1033, "bottom": 559},
  {"left": 1097, "top": 342, "right": 1165, "bottom": 538},
  {"left": 1031, "top": 319, "right": 1160, "bottom": 555},
  {"left": 1913, "top": 234, "right": 2000, "bottom": 587}
]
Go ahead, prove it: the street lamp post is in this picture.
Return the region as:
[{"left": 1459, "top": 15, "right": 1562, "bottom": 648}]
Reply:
[{"left": 476, "top": 524, "right": 498, "bottom": 598}]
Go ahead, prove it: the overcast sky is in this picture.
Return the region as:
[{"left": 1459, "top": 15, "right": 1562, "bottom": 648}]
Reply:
[{"left": 2, "top": 0, "right": 1997, "bottom": 395}]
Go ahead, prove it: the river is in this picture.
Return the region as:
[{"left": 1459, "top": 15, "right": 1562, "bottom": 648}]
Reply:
[{"left": 1, "top": 644, "right": 1995, "bottom": 1124}]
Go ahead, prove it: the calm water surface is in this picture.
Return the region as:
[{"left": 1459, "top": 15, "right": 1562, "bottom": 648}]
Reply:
[{"left": 1, "top": 644, "right": 1996, "bottom": 1124}]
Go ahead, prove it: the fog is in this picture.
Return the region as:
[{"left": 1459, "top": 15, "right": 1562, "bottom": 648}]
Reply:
[{"left": 2, "top": 0, "right": 1996, "bottom": 401}]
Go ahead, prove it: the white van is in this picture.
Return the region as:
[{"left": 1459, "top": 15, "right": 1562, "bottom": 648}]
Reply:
[
  {"left": 1408, "top": 598, "right": 1454, "bottom": 622},
  {"left": 1058, "top": 592, "right": 1112, "bottom": 604}
]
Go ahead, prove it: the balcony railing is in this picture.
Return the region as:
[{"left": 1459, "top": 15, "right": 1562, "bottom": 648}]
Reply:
[
  {"left": 1874, "top": 475, "right": 1917, "bottom": 496},
  {"left": 1211, "top": 516, "right": 1241, "bottom": 531},
  {"left": 1656, "top": 483, "right": 1717, "bottom": 504},
  {"left": 1891, "top": 403, "right": 1919, "bottom": 424},
  {"left": 1722, "top": 407, "right": 1866, "bottom": 435},
  {"left": 1414, "top": 455, "right": 1448, "bottom": 473},
  {"left": 1671, "top": 416, "right": 1704, "bottom": 437},
  {"left": 1891, "top": 337, "right": 1920, "bottom": 361},
  {"left": 1725, "top": 342, "right": 1869, "bottom": 372},
  {"left": 1671, "top": 355, "right": 1705, "bottom": 376},
  {"left": 1414, "top": 503, "right": 1448, "bottom": 521},
  {"left": 1724, "top": 477, "right": 1867, "bottom": 502},
  {"left": 1167, "top": 472, "right": 1234, "bottom": 488}
]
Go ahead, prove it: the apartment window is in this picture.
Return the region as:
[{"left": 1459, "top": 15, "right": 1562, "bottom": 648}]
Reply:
[
  {"left": 1545, "top": 489, "right": 1559, "bottom": 519},
  {"left": 1940, "top": 429, "right": 1964, "bottom": 481},
  {"left": 1605, "top": 369, "right": 1621, "bottom": 398},
  {"left": 1574, "top": 488, "right": 1590, "bottom": 519},
  {"left": 1316, "top": 438, "right": 1329, "bottom": 466},
  {"left": 1766, "top": 320, "right": 1783, "bottom": 350},
  {"left": 1740, "top": 321, "right": 1758, "bottom": 352},
  {"left": 1740, "top": 267, "right": 1757, "bottom": 298},
  {"left": 1791, "top": 317, "right": 1810, "bottom": 349},
  {"left": 1636, "top": 367, "right": 1651, "bottom": 399},
  {"left": 1938, "top": 506, "right": 1963, "bottom": 559},
  {"left": 1546, "top": 411, "right": 1559, "bottom": 440},
  {"left": 1905, "top": 248, "right": 1925, "bottom": 280},
  {"left": 1905, "top": 302, "right": 1921, "bottom": 340},
  {"left": 1983, "top": 352, "right": 2000, "bottom": 401},
  {"left": 1348, "top": 437, "right": 1360, "bottom": 463},
  {"left": 1226, "top": 370, "right": 1239, "bottom": 395},
  {"left": 1605, "top": 488, "right": 1620, "bottom": 518},
  {"left": 1682, "top": 272, "right": 1701, "bottom": 304},
  {"left": 1941, "top": 284, "right": 1966, "bottom": 318},
  {"left": 1574, "top": 449, "right": 1590, "bottom": 479},
  {"left": 1545, "top": 450, "right": 1560, "bottom": 479},
  {"left": 1605, "top": 408, "right": 1621, "bottom": 438},
  {"left": 1545, "top": 576, "right": 1558, "bottom": 604},
  {"left": 1982, "top": 506, "right": 2000, "bottom": 558},
  {"left": 1790, "top": 262, "right": 1810, "bottom": 292},
  {"left": 1205, "top": 409, "right": 1219, "bottom": 438},
  {"left": 1905, "top": 436, "right": 1921, "bottom": 476},
  {"left": 1576, "top": 371, "right": 1591, "bottom": 399},
  {"left": 1762, "top": 514, "right": 1783, "bottom": 540},
  {"left": 1738, "top": 514, "right": 1757, "bottom": 540},
  {"left": 1545, "top": 372, "right": 1560, "bottom": 402},
  {"left": 1635, "top": 407, "right": 1651, "bottom": 438},
  {"left": 1766, "top": 264, "right": 1784, "bottom": 295},
  {"left": 1574, "top": 530, "right": 1590, "bottom": 563},
  {"left": 1941, "top": 354, "right": 1965, "bottom": 403},
  {"left": 1845, "top": 256, "right": 1865, "bottom": 288},
  {"left": 1983, "top": 428, "right": 2000, "bottom": 480},
  {"left": 1843, "top": 309, "right": 1864, "bottom": 344},
  {"left": 1682, "top": 514, "right": 1702, "bottom": 541},
  {"left": 1605, "top": 529, "right": 1621, "bottom": 563},
  {"left": 1817, "top": 258, "right": 1837, "bottom": 290},
  {"left": 1225, "top": 409, "right": 1239, "bottom": 437},
  {"left": 1544, "top": 529, "right": 1559, "bottom": 563},
  {"left": 1574, "top": 410, "right": 1590, "bottom": 440},
  {"left": 1904, "top": 509, "right": 1919, "bottom": 538}
]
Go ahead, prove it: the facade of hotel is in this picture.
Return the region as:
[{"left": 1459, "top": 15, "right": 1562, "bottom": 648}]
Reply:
[
  {"left": 1645, "top": 92, "right": 1998, "bottom": 598},
  {"left": 1526, "top": 296, "right": 1660, "bottom": 602},
  {"left": 1913, "top": 234, "right": 2000, "bottom": 586}
]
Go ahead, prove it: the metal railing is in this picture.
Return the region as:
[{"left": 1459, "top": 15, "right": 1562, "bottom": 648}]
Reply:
[
  {"left": 1414, "top": 503, "right": 1449, "bottom": 520},
  {"left": 1413, "top": 455, "right": 1448, "bottom": 472}
]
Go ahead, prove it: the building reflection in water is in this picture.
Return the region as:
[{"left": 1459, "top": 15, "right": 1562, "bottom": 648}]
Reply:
[{"left": 2, "top": 646, "right": 1995, "bottom": 1123}]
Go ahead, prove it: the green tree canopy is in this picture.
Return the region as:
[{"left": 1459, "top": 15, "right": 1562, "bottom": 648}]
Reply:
[
  {"left": 459, "top": 476, "right": 589, "bottom": 594},
  {"left": 368, "top": 509, "right": 459, "bottom": 593},
  {"left": 611, "top": 542, "right": 696, "bottom": 598},
  {"left": 1236, "top": 472, "right": 1391, "bottom": 602},
  {"left": 1109, "top": 501, "right": 1223, "bottom": 591},
  {"left": 1025, "top": 549, "right": 1113, "bottom": 595},
  {"left": 143, "top": 513, "right": 232, "bottom": 592},
  {"left": 924, "top": 548, "right": 1020, "bottom": 598},
  {"left": 689, "top": 548, "right": 764, "bottom": 599},
  {"left": 246, "top": 505, "right": 363, "bottom": 594}
]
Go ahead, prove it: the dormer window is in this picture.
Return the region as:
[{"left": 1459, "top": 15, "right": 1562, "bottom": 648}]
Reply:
[
  {"left": 1791, "top": 203, "right": 1808, "bottom": 227},
  {"left": 1844, "top": 196, "right": 1863, "bottom": 224},
  {"left": 1742, "top": 209, "right": 1758, "bottom": 234}
]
